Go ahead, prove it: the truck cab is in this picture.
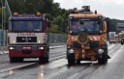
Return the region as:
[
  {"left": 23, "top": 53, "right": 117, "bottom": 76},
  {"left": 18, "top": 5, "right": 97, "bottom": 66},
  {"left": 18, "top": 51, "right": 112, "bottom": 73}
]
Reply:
[
  {"left": 8, "top": 12, "right": 50, "bottom": 63},
  {"left": 66, "top": 6, "right": 109, "bottom": 64}
]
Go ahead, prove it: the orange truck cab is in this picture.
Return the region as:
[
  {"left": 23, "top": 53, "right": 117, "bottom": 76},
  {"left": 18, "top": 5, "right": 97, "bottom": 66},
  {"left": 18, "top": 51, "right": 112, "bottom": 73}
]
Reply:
[{"left": 66, "top": 6, "right": 109, "bottom": 64}]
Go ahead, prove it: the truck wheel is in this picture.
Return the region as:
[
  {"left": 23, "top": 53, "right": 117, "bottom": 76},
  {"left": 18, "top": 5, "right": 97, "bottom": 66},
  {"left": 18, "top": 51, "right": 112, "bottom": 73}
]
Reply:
[
  {"left": 10, "top": 57, "right": 16, "bottom": 62},
  {"left": 43, "top": 57, "right": 49, "bottom": 63},
  {"left": 98, "top": 54, "right": 108, "bottom": 64},
  {"left": 10, "top": 57, "right": 23, "bottom": 62},
  {"left": 77, "top": 59, "right": 81, "bottom": 64},
  {"left": 39, "top": 57, "right": 49, "bottom": 64},
  {"left": 67, "top": 53, "right": 75, "bottom": 65},
  {"left": 17, "top": 58, "right": 24, "bottom": 62}
]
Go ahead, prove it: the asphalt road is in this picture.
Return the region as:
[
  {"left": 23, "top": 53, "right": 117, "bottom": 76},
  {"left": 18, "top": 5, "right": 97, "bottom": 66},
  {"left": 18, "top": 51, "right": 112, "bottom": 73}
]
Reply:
[{"left": 0, "top": 44, "right": 123, "bottom": 79}]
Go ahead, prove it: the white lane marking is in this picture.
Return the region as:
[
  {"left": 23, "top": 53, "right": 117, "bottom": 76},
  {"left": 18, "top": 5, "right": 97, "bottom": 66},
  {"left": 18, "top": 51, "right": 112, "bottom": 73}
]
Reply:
[
  {"left": 0, "top": 51, "right": 3, "bottom": 55},
  {"left": 49, "top": 45, "right": 66, "bottom": 49},
  {"left": 108, "top": 47, "right": 122, "bottom": 63},
  {"left": 0, "top": 46, "right": 66, "bottom": 77},
  {"left": 0, "top": 70, "right": 15, "bottom": 78},
  {"left": 50, "top": 52, "right": 66, "bottom": 57},
  {"left": 50, "top": 50, "right": 66, "bottom": 55},
  {"left": 0, "top": 63, "right": 35, "bottom": 73},
  {"left": 0, "top": 52, "right": 65, "bottom": 76},
  {"left": 49, "top": 59, "right": 67, "bottom": 69},
  {"left": 67, "top": 45, "right": 120, "bottom": 79},
  {"left": 4, "top": 51, "right": 9, "bottom": 54},
  {"left": 67, "top": 73, "right": 79, "bottom": 79},
  {"left": 108, "top": 44, "right": 119, "bottom": 55},
  {"left": 45, "top": 67, "right": 67, "bottom": 79},
  {"left": 49, "top": 55, "right": 66, "bottom": 61},
  {"left": 108, "top": 44, "right": 116, "bottom": 50}
]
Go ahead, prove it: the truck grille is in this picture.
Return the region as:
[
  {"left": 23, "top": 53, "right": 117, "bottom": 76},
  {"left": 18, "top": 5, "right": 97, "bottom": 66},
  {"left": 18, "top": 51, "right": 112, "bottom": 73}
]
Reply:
[
  {"left": 17, "top": 37, "right": 37, "bottom": 42},
  {"left": 73, "top": 42, "right": 81, "bottom": 48},
  {"left": 89, "top": 41, "right": 99, "bottom": 47}
]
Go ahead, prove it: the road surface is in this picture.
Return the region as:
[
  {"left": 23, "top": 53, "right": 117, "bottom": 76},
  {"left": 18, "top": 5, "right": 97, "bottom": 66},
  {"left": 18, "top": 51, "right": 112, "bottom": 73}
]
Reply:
[{"left": 0, "top": 44, "right": 123, "bottom": 79}]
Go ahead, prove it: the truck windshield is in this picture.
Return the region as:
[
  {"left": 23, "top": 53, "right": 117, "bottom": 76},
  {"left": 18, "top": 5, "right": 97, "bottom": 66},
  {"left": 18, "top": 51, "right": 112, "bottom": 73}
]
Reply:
[
  {"left": 70, "top": 19, "right": 101, "bottom": 35},
  {"left": 11, "top": 20, "right": 42, "bottom": 32}
]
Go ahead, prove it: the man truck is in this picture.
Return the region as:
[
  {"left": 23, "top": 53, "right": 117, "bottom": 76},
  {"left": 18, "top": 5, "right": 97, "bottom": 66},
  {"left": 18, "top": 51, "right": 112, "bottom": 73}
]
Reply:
[{"left": 8, "top": 12, "right": 50, "bottom": 63}]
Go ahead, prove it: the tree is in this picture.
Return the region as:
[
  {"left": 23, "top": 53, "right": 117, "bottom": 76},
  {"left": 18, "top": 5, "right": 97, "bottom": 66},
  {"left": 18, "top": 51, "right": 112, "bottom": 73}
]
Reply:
[
  {"left": 0, "top": 8, "right": 6, "bottom": 29},
  {"left": 50, "top": 24, "right": 59, "bottom": 33}
]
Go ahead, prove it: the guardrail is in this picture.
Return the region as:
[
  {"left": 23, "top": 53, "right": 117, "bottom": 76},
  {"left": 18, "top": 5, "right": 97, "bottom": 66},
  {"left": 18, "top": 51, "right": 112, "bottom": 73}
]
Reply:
[{"left": 0, "top": 30, "right": 67, "bottom": 52}]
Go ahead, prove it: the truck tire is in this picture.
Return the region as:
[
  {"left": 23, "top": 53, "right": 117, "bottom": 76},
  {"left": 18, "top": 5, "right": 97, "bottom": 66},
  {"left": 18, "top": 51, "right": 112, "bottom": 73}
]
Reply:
[
  {"left": 39, "top": 49, "right": 49, "bottom": 64},
  {"left": 10, "top": 57, "right": 16, "bottom": 62},
  {"left": 98, "top": 54, "right": 108, "bottom": 64},
  {"left": 77, "top": 59, "right": 81, "bottom": 64},
  {"left": 67, "top": 53, "right": 75, "bottom": 65},
  {"left": 17, "top": 58, "right": 24, "bottom": 62},
  {"left": 10, "top": 57, "right": 23, "bottom": 62},
  {"left": 98, "top": 45, "right": 108, "bottom": 64},
  {"left": 39, "top": 57, "right": 49, "bottom": 64}
]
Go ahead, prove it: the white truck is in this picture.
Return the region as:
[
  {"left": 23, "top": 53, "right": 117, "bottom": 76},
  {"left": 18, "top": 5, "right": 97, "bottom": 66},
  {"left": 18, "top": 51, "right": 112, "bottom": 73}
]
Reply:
[{"left": 109, "top": 32, "right": 117, "bottom": 43}]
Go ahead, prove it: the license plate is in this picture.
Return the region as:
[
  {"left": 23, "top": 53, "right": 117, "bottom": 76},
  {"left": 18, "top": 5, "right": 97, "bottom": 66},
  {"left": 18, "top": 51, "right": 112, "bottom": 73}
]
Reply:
[{"left": 23, "top": 47, "right": 31, "bottom": 50}]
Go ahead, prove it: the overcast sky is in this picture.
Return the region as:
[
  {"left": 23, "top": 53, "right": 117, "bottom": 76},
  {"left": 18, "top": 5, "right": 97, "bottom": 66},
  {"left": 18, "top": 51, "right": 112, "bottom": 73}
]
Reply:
[{"left": 54, "top": 0, "right": 124, "bottom": 20}]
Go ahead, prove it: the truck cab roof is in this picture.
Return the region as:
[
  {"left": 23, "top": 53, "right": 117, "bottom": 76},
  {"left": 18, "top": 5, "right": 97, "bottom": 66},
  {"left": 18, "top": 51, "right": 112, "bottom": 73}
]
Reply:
[{"left": 69, "top": 13, "right": 103, "bottom": 19}]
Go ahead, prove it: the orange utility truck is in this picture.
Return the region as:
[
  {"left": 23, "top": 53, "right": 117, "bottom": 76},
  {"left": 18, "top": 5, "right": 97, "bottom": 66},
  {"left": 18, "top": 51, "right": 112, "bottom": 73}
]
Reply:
[{"left": 66, "top": 6, "right": 109, "bottom": 64}]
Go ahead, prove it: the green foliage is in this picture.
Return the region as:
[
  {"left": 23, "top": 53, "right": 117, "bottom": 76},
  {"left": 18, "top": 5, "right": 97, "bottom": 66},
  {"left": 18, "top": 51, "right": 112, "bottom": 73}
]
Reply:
[
  {"left": 5, "top": 0, "right": 124, "bottom": 33},
  {"left": 0, "top": 8, "right": 2, "bottom": 29},
  {"left": 8, "top": 0, "right": 57, "bottom": 15},
  {"left": 0, "top": 7, "right": 7, "bottom": 29},
  {"left": 50, "top": 24, "right": 59, "bottom": 33},
  {"left": 0, "top": 8, "right": 2, "bottom": 24},
  {"left": 7, "top": 0, "right": 69, "bottom": 33}
]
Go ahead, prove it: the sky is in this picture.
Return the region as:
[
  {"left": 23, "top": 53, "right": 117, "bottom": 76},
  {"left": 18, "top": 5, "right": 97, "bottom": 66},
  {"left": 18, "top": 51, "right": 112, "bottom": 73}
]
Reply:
[{"left": 54, "top": 0, "right": 124, "bottom": 20}]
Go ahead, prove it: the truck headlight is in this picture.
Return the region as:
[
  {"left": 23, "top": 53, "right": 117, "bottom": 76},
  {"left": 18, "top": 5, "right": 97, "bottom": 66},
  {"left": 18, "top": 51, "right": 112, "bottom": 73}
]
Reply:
[
  {"left": 68, "top": 49, "right": 74, "bottom": 54},
  {"left": 98, "top": 49, "right": 104, "bottom": 55},
  {"left": 9, "top": 47, "right": 15, "bottom": 50},
  {"left": 39, "top": 47, "right": 44, "bottom": 50},
  {"left": 38, "top": 40, "right": 41, "bottom": 43},
  {"left": 12, "top": 41, "right": 16, "bottom": 44}
]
